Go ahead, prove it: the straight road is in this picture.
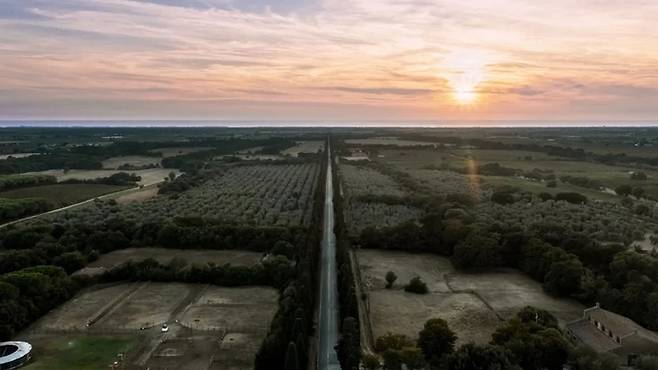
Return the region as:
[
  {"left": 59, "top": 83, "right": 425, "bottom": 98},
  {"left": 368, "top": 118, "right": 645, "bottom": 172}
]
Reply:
[{"left": 317, "top": 142, "right": 341, "bottom": 370}]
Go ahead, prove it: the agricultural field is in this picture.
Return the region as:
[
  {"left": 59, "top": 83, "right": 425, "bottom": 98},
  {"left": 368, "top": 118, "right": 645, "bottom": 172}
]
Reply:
[
  {"left": 338, "top": 162, "right": 423, "bottom": 235},
  {"left": 18, "top": 283, "right": 278, "bottom": 370},
  {"left": 123, "top": 163, "right": 320, "bottom": 226},
  {"left": 0, "top": 153, "right": 40, "bottom": 160},
  {"left": 75, "top": 248, "right": 263, "bottom": 277},
  {"left": 25, "top": 168, "right": 179, "bottom": 186},
  {"left": 345, "top": 137, "right": 437, "bottom": 147},
  {"left": 374, "top": 147, "right": 658, "bottom": 199},
  {"left": 21, "top": 334, "right": 136, "bottom": 370},
  {"left": 281, "top": 140, "right": 325, "bottom": 157},
  {"left": 0, "top": 183, "right": 130, "bottom": 207},
  {"left": 345, "top": 202, "right": 422, "bottom": 236},
  {"left": 475, "top": 199, "right": 653, "bottom": 245},
  {"left": 219, "top": 154, "right": 285, "bottom": 161},
  {"left": 113, "top": 185, "right": 160, "bottom": 204},
  {"left": 356, "top": 250, "right": 584, "bottom": 345},
  {"left": 339, "top": 163, "right": 407, "bottom": 198},
  {"left": 101, "top": 155, "right": 161, "bottom": 169},
  {"left": 149, "top": 147, "right": 214, "bottom": 158},
  {"left": 411, "top": 169, "right": 480, "bottom": 197}
]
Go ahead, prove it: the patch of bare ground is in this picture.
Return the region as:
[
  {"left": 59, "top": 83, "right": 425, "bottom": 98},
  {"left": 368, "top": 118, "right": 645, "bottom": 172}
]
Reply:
[
  {"left": 114, "top": 186, "right": 159, "bottom": 204},
  {"left": 357, "top": 249, "right": 584, "bottom": 346},
  {"left": 21, "top": 283, "right": 278, "bottom": 370}
]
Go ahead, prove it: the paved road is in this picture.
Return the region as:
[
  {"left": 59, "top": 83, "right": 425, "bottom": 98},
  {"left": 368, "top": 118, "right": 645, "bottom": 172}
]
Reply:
[{"left": 317, "top": 143, "right": 341, "bottom": 370}]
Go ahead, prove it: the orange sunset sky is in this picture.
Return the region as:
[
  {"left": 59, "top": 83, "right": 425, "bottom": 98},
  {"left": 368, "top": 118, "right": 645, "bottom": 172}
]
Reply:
[{"left": 1, "top": 0, "right": 658, "bottom": 121}]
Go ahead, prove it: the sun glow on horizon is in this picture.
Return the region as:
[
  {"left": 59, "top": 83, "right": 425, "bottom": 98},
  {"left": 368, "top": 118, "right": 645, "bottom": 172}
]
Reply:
[{"left": 444, "top": 50, "right": 489, "bottom": 105}]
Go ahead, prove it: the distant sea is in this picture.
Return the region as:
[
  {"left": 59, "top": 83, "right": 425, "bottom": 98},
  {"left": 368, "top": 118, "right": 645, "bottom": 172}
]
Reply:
[{"left": 1, "top": 120, "right": 658, "bottom": 128}]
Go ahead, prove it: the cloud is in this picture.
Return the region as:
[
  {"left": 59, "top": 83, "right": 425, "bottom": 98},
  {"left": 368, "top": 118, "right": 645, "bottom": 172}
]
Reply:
[
  {"left": 320, "top": 87, "right": 435, "bottom": 96},
  {"left": 0, "top": 0, "right": 657, "bottom": 120}
]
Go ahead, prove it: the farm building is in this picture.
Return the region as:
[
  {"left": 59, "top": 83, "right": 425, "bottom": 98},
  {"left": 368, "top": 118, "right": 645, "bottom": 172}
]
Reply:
[
  {"left": 0, "top": 341, "right": 32, "bottom": 370},
  {"left": 566, "top": 303, "right": 658, "bottom": 364}
]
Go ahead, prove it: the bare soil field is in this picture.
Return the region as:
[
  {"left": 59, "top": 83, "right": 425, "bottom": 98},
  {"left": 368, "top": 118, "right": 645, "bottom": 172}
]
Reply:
[
  {"left": 114, "top": 185, "right": 159, "bottom": 204},
  {"left": 368, "top": 290, "right": 500, "bottom": 345},
  {"left": 101, "top": 155, "right": 161, "bottom": 169},
  {"left": 76, "top": 248, "right": 262, "bottom": 276},
  {"left": 20, "top": 283, "right": 278, "bottom": 370},
  {"left": 97, "top": 283, "right": 192, "bottom": 330},
  {"left": 149, "top": 147, "right": 214, "bottom": 158},
  {"left": 25, "top": 168, "right": 179, "bottom": 186},
  {"left": 357, "top": 250, "right": 583, "bottom": 345}
]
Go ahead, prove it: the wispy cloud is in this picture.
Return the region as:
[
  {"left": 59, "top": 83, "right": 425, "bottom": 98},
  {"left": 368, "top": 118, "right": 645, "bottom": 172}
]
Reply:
[{"left": 0, "top": 0, "right": 657, "bottom": 120}]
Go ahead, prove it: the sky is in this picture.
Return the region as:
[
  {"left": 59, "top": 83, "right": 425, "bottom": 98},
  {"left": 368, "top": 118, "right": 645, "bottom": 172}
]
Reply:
[{"left": 1, "top": 0, "right": 658, "bottom": 121}]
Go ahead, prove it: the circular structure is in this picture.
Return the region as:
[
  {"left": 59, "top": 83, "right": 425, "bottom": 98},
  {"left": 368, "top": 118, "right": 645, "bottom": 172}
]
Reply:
[{"left": 0, "top": 342, "right": 32, "bottom": 370}]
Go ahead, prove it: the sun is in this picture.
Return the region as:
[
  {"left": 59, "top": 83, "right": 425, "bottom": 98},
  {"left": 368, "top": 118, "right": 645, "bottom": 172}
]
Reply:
[
  {"left": 454, "top": 87, "right": 477, "bottom": 104},
  {"left": 443, "top": 50, "right": 489, "bottom": 105}
]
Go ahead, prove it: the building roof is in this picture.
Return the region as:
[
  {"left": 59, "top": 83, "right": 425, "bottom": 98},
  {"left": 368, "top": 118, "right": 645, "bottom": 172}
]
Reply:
[
  {"left": 568, "top": 306, "right": 658, "bottom": 356},
  {"left": 588, "top": 307, "right": 658, "bottom": 342},
  {"left": 0, "top": 341, "right": 32, "bottom": 364},
  {"left": 567, "top": 320, "right": 621, "bottom": 353}
]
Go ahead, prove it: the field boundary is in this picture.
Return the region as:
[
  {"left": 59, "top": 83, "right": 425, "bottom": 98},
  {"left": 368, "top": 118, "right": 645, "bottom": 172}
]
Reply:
[
  {"left": 0, "top": 182, "right": 164, "bottom": 229},
  {"left": 350, "top": 249, "right": 376, "bottom": 355},
  {"left": 443, "top": 273, "right": 506, "bottom": 322},
  {"left": 89, "top": 282, "right": 151, "bottom": 329}
]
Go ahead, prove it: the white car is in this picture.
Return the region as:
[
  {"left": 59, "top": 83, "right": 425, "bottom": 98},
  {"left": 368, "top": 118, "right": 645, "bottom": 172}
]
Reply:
[{"left": 161, "top": 324, "right": 169, "bottom": 333}]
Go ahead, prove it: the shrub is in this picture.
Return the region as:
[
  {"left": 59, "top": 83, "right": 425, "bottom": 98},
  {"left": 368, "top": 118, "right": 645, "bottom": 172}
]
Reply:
[
  {"left": 555, "top": 192, "right": 587, "bottom": 204},
  {"left": 631, "top": 171, "right": 648, "bottom": 180},
  {"left": 385, "top": 271, "right": 397, "bottom": 289},
  {"left": 404, "top": 276, "right": 428, "bottom": 294}
]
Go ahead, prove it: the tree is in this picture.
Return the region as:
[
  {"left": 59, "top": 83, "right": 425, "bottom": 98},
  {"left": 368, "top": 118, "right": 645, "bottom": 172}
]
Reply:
[
  {"left": 492, "top": 316, "right": 570, "bottom": 370},
  {"left": 452, "top": 229, "right": 506, "bottom": 269},
  {"left": 382, "top": 347, "right": 424, "bottom": 370},
  {"left": 376, "top": 333, "right": 413, "bottom": 352},
  {"left": 631, "top": 171, "right": 648, "bottom": 180},
  {"left": 385, "top": 271, "right": 397, "bottom": 289},
  {"left": 362, "top": 354, "right": 380, "bottom": 370},
  {"left": 555, "top": 192, "right": 587, "bottom": 204},
  {"left": 635, "top": 203, "right": 651, "bottom": 216},
  {"left": 404, "top": 277, "right": 428, "bottom": 294},
  {"left": 272, "top": 240, "right": 296, "bottom": 259},
  {"left": 337, "top": 317, "right": 360, "bottom": 370},
  {"left": 284, "top": 342, "right": 299, "bottom": 370},
  {"left": 568, "top": 345, "right": 620, "bottom": 370},
  {"left": 492, "top": 191, "right": 516, "bottom": 205},
  {"left": 440, "top": 343, "right": 520, "bottom": 370},
  {"left": 538, "top": 192, "right": 553, "bottom": 202},
  {"left": 635, "top": 356, "right": 658, "bottom": 370},
  {"left": 543, "top": 256, "right": 585, "bottom": 296},
  {"left": 632, "top": 186, "right": 646, "bottom": 199},
  {"left": 615, "top": 184, "right": 632, "bottom": 196},
  {"left": 418, "top": 318, "right": 456, "bottom": 369}
]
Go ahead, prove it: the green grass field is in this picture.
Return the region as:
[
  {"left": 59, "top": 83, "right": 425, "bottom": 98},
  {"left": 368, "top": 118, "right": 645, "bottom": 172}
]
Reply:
[
  {"left": 377, "top": 148, "right": 658, "bottom": 199},
  {"left": 0, "top": 183, "right": 130, "bottom": 207},
  {"left": 23, "top": 335, "right": 137, "bottom": 370}
]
